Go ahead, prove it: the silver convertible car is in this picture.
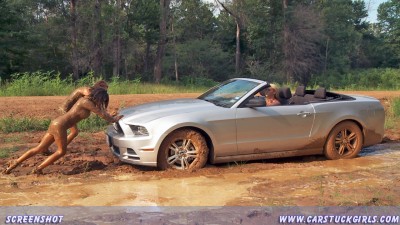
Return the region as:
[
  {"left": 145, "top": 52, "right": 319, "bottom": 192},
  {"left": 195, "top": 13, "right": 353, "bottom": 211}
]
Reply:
[{"left": 106, "top": 78, "right": 385, "bottom": 170}]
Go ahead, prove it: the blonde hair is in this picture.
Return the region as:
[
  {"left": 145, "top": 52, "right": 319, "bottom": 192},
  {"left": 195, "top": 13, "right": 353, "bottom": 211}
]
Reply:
[{"left": 269, "top": 83, "right": 278, "bottom": 91}]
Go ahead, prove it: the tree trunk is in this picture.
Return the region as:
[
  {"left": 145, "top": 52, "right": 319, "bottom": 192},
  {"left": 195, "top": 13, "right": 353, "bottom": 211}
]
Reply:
[
  {"left": 172, "top": 15, "right": 178, "bottom": 82},
  {"left": 282, "top": 0, "right": 290, "bottom": 82},
  {"left": 112, "top": 35, "right": 121, "bottom": 77},
  {"left": 154, "top": 0, "right": 170, "bottom": 83},
  {"left": 70, "top": 0, "right": 79, "bottom": 80},
  {"left": 144, "top": 41, "right": 151, "bottom": 74},
  {"left": 92, "top": 0, "right": 103, "bottom": 78},
  {"left": 235, "top": 22, "right": 241, "bottom": 74},
  {"left": 113, "top": 0, "right": 122, "bottom": 78},
  {"left": 216, "top": 0, "right": 242, "bottom": 74}
]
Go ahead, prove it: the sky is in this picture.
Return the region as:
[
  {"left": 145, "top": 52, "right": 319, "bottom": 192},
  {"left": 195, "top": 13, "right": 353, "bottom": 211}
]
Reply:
[
  {"left": 204, "top": 0, "right": 389, "bottom": 23},
  {"left": 364, "top": 0, "right": 388, "bottom": 23}
]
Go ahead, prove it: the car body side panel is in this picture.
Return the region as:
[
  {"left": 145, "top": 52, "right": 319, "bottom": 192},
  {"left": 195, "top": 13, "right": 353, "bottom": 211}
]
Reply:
[
  {"left": 235, "top": 104, "right": 315, "bottom": 154},
  {"left": 310, "top": 96, "right": 384, "bottom": 147}
]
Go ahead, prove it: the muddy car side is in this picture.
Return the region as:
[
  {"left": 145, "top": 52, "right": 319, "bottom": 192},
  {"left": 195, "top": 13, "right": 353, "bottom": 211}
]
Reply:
[{"left": 106, "top": 78, "right": 385, "bottom": 170}]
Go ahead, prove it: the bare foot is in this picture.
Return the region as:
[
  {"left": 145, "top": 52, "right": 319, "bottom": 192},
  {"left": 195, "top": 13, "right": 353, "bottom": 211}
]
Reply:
[
  {"left": 29, "top": 168, "right": 44, "bottom": 175},
  {"left": 3, "top": 160, "right": 19, "bottom": 174}
]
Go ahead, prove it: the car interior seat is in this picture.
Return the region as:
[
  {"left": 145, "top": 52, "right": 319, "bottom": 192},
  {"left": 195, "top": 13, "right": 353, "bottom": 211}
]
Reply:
[
  {"left": 277, "top": 87, "right": 292, "bottom": 105},
  {"left": 289, "top": 86, "right": 306, "bottom": 104},
  {"left": 305, "top": 87, "right": 326, "bottom": 102}
]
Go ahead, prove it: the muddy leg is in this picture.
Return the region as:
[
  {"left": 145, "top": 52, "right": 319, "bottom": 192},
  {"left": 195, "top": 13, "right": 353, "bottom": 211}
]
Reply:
[
  {"left": 35, "top": 131, "right": 67, "bottom": 173},
  {"left": 67, "top": 124, "right": 78, "bottom": 145},
  {"left": 3, "top": 133, "right": 54, "bottom": 174}
]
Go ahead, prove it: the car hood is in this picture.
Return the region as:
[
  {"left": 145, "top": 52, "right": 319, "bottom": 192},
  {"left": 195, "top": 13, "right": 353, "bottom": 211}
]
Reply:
[{"left": 119, "top": 98, "right": 215, "bottom": 124}]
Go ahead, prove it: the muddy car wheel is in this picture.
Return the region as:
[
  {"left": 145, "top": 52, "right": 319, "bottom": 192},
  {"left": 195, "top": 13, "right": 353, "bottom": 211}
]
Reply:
[
  {"left": 324, "top": 121, "right": 363, "bottom": 160},
  {"left": 157, "top": 129, "right": 209, "bottom": 170}
]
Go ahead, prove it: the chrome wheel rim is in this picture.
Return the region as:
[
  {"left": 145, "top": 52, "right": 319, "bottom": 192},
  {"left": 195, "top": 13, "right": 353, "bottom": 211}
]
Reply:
[
  {"left": 334, "top": 128, "right": 358, "bottom": 156},
  {"left": 167, "top": 139, "right": 198, "bottom": 170}
]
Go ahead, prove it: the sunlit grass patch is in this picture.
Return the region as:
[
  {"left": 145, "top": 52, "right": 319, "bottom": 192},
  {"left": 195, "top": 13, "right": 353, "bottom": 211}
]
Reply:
[
  {"left": 392, "top": 97, "right": 400, "bottom": 117},
  {"left": 384, "top": 97, "right": 400, "bottom": 130},
  {"left": 0, "top": 71, "right": 213, "bottom": 96},
  {"left": 0, "top": 114, "right": 110, "bottom": 134},
  {"left": 3, "top": 135, "right": 23, "bottom": 143},
  {"left": 0, "top": 117, "right": 50, "bottom": 133},
  {"left": 0, "top": 146, "right": 19, "bottom": 158},
  {"left": 77, "top": 115, "right": 109, "bottom": 132}
]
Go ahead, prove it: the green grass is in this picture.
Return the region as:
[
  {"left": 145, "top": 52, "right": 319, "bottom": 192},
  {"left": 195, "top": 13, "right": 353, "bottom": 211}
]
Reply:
[
  {"left": 0, "top": 71, "right": 214, "bottom": 96},
  {"left": 0, "top": 116, "right": 51, "bottom": 133},
  {"left": 0, "top": 146, "right": 19, "bottom": 158},
  {"left": 3, "top": 135, "right": 23, "bottom": 143},
  {"left": 393, "top": 97, "right": 400, "bottom": 117},
  {"left": 385, "top": 97, "right": 400, "bottom": 130},
  {"left": 77, "top": 115, "right": 109, "bottom": 132},
  {"left": 0, "top": 115, "right": 109, "bottom": 134}
]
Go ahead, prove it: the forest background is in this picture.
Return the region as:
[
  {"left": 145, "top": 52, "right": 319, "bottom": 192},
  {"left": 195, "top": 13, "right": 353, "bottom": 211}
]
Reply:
[{"left": 0, "top": 0, "right": 399, "bottom": 91}]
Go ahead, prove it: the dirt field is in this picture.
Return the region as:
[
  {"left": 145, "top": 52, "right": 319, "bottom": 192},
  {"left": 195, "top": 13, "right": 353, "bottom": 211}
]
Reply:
[{"left": 0, "top": 91, "right": 399, "bottom": 207}]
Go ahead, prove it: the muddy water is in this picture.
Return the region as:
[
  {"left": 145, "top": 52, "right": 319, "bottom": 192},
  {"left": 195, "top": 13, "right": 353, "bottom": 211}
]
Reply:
[{"left": 1, "top": 143, "right": 399, "bottom": 206}]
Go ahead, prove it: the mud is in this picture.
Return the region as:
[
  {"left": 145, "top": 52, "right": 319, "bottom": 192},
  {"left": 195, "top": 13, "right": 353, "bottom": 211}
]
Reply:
[{"left": 0, "top": 91, "right": 399, "bottom": 206}]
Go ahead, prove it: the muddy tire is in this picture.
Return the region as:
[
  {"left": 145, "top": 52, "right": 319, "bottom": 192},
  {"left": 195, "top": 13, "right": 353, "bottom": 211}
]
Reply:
[
  {"left": 157, "top": 129, "right": 209, "bottom": 170},
  {"left": 324, "top": 121, "right": 364, "bottom": 160}
]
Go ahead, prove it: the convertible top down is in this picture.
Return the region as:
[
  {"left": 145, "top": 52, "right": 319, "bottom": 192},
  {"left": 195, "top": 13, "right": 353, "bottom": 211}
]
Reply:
[{"left": 106, "top": 78, "right": 385, "bottom": 170}]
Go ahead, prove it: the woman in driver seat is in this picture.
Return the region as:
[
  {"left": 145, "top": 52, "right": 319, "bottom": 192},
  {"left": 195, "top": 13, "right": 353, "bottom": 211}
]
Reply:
[{"left": 266, "top": 84, "right": 281, "bottom": 106}]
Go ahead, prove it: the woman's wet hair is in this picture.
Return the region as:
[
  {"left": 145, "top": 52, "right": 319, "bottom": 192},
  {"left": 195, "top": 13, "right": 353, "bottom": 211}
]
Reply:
[
  {"left": 92, "top": 80, "right": 108, "bottom": 90},
  {"left": 89, "top": 88, "right": 109, "bottom": 110}
]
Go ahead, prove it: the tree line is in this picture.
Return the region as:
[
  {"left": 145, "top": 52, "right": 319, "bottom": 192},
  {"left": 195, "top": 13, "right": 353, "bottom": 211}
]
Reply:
[{"left": 0, "top": 0, "right": 399, "bottom": 86}]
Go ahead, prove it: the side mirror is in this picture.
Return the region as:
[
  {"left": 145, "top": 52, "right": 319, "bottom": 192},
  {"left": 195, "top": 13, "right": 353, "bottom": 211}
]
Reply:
[{"left": 245, "top": 97, "right": 266, "bottom": 108}]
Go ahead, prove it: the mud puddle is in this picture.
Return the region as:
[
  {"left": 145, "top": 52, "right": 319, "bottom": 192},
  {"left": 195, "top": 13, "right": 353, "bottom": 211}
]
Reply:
[{"left": 1, "top": 142, "right": 399, "bottom": 206}]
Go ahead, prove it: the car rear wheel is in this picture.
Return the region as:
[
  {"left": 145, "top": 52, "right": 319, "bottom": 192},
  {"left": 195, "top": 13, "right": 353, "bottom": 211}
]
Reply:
[
  {"left": 157, "top": 129, "right": 209, "bottom": 170},
  {"left": 324, "top": 121, "right": 363, "bottom": 160}
]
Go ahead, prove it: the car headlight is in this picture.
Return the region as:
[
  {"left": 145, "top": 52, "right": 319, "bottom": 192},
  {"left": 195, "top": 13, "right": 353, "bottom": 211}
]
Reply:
[{"left": 129, "top": 125, "right": 149, "bottom": 136}]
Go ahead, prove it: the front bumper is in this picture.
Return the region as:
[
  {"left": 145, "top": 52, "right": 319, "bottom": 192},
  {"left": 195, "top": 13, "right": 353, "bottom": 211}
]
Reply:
[{"left": 106, "top": 126, "right": 158, "bottom": 167}]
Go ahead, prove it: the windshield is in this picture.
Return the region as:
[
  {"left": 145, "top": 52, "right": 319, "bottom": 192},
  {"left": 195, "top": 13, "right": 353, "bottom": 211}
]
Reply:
[{"left": 198, "top": 79, "right": 260, "bottom": 108}]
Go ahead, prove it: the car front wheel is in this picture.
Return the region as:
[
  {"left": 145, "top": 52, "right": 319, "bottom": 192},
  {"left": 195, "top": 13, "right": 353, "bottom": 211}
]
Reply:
[
  {"left": 324, "top": 121, "right": 364, "bottom": 160},
  {"left": 157, "top": 129, "right": 209, "bottom": 170}
]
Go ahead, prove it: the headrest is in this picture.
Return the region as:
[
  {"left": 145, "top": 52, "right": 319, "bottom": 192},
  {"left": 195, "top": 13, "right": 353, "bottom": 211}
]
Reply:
[
  {"left": 295, "top": 86, "right": 306, "bottom": 97},
  {"left": 278, "top": 87, "right": 292, "bottom": 99},
  {"left": 314, "top": 87, "right": 326, "bottom": 99}
]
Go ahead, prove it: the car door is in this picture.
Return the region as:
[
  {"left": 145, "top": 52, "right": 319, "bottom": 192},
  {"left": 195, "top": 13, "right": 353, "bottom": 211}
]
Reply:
[{"left": 235, "top": 104, "right": 315, "bottom": 154}]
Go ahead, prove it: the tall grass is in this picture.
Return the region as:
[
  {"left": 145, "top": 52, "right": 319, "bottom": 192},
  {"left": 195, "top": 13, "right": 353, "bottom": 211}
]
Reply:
[
  {"left": 0, "top": 146, "right": 19, "bottom": 158},
  {"left": 384, "top": 97, "right": 400, "bottom": 130},
  {"left": 0, "top": 116, "right": 51, "bottom": 133},
  {"left": 393, "top": 98, "right": 400, "bottom": 117},
  {"left": 77, "top": 115, "right": 109, "bottom": 132},
  {"left": 0, "top": 71, "right": 214, "bottom": 96},
  {"left": 0, "top": 115, "right": 109, "bottom": 134},
  {"left": 309, "top": 68, "right": 400, "bottom": 90},
  {"left": 0, "top": 71, "right": 75, "bottom": 96}
]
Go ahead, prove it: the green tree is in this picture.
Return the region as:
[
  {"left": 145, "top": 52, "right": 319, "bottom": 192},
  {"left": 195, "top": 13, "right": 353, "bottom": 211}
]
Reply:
[
  {"left": 377, "top": 0, "right": 400, "bottom": 67},
  {"left": 0, "top": 0, "right": 30, "bottom": 80},
  {"left": 127, "top": 0, "right": 159, "bottom": 78},
  {"left": 243, "top": 0, "right": 283, "bottom": 81},
  {"left": 319, "top": 0, "right": 362, "bottom": 74},
  {"left": 165, "top": 0, "right": 230, "bottom": 81}
]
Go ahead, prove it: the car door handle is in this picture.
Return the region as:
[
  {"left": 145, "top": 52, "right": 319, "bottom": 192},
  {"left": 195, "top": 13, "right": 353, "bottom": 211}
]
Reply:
[{"left": 297, "top": 111, "right": 312, "bottom": 117}]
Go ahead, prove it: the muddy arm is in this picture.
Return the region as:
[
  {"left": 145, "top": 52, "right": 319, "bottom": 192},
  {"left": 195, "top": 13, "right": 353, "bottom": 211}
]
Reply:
[
  {"left": 83, "top": 99, "right": 122, "bottom": 123},
  {"left": 60, "top": 87, "right": 90, "bottom": 113}
]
